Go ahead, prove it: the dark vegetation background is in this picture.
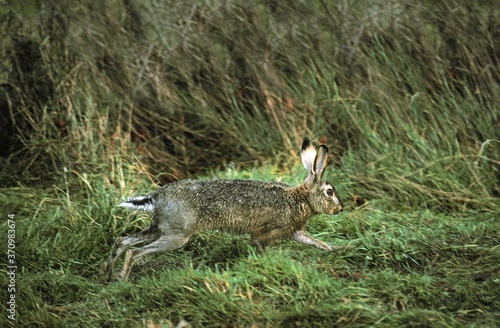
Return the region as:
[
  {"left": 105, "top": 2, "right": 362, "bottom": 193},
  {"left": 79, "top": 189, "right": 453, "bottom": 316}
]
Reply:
[
  {"left": 0, "top": 0, "right": 499, "bottom": 327},
  {"left": 2, "top": 0, "right": 498, "bottom": 194}
]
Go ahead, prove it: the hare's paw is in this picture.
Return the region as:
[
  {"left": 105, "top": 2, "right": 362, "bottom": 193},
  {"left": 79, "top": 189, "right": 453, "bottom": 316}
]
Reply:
[
  {"left": 322, "top": 243, "right": 334, "bottom": 251},
  {"left": 99, "top": 261, "right": 113, "bottom": 283},
  {"left": 293, "top": 230, "right": 350, "bottom": 252}
]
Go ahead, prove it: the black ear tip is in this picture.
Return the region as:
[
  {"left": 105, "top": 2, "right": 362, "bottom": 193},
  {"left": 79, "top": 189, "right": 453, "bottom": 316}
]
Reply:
[
  {"left": 319, "top": 144, "right": 329, "bottom": 153},
  {"left": 301, "top": 137, "right": 311, "bottom": 150}
]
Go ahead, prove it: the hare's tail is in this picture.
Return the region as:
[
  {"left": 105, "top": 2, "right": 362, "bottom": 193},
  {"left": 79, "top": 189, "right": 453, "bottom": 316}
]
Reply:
[{"left": 119, "top": 196, "right": 155, "bottom": 212}]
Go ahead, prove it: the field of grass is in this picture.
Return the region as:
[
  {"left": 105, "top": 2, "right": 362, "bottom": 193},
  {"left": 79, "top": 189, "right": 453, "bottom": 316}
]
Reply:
[
  {"left": 1, "top": 0, "right": 499, "bottom": 327},
  {"left": 1, "top": 162, "right": 499, "bottom": 327}
]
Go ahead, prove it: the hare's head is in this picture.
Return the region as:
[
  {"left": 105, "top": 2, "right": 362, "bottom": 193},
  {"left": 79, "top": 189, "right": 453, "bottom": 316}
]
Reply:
[{"left": 301, "top": 137, "right": 343, "bottom": 215}]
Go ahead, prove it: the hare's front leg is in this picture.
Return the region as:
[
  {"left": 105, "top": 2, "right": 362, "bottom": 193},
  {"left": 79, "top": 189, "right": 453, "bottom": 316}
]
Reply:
[
  {"left": 293, "top": 230, "right": 350, "bottom": 251},
  {"left": 293, "top": 230, "right": 333, "bottom": 251}
]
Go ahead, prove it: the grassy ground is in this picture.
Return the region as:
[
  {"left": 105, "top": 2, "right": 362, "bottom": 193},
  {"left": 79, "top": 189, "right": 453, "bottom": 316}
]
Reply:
[
  {"left": 1, "top": 0, "right": 499, "bottom": 327},
  {"left": 1, "top": 161, "right": 499, "bottom": 327}
]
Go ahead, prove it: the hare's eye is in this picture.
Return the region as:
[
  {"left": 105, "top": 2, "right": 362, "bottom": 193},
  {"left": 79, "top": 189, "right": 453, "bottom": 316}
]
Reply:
[{"left": 325, "top": 188, "right": 334, "bottom": 196}]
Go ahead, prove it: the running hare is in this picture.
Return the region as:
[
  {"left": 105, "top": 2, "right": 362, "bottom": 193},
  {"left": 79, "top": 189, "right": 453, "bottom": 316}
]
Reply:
[{"left": 101, "top": 137, "right": 344, "bottom": 281}]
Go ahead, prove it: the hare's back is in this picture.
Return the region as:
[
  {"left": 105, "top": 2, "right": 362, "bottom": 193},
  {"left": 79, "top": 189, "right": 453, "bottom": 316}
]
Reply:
[
  {"left": 153, "top": 179, "right": 297, "bottom": 230},
  {"left": 202, "top": 179, "right": 291, "bottom": 202},
  {"left": 155, "top": 178, "right": 291, "bottom": 203}
]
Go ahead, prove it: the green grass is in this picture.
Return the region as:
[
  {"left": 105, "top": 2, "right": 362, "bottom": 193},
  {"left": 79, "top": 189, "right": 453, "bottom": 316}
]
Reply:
[
  {"left": 1, "top": 0, "right": 499, "bottom": 326},
  {"left": 2, "top": 0, "right": 499, "bottom": 179},
  {"left": 1, "top": 163, "right": 499, "bottom": 327}
]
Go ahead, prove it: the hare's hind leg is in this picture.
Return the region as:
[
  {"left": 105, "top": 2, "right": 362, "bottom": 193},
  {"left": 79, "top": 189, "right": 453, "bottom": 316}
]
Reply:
[
  {"left": 118, "top": 232, "right": 192, "bottom": 281},
  {"left": 100, "top": 226, "right": 160, "bottom": 282}
]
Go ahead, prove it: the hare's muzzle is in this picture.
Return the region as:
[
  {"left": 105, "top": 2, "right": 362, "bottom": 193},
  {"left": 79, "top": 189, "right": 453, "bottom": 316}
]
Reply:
[{"left": 325, "top": 204, "right": 343, "bottom": 215}]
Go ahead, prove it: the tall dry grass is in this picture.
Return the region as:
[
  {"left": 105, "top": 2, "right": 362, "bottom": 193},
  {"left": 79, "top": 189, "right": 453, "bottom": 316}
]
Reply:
[{"left": 0, "top": 0, "right": 498, "bottom": 210}]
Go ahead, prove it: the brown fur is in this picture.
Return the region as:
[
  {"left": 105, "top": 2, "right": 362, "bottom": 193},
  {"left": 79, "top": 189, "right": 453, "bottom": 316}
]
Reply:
[{"left": 100, "top": 137, "right": 344, "bottom": 282}]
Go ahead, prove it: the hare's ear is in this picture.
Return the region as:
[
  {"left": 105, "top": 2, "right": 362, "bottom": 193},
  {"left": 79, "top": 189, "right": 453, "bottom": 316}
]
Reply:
[
  {"left": 301, "top": 137, "right": 317, "bottom": 173},
  {"left": 314, "top": 145, "right": 329, "bottom": 179}
]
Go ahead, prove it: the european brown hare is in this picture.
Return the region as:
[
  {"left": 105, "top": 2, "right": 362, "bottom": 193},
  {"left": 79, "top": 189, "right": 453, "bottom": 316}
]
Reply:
[{"left": 101, "top": 137, "right": 344, "bottom": 282}]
